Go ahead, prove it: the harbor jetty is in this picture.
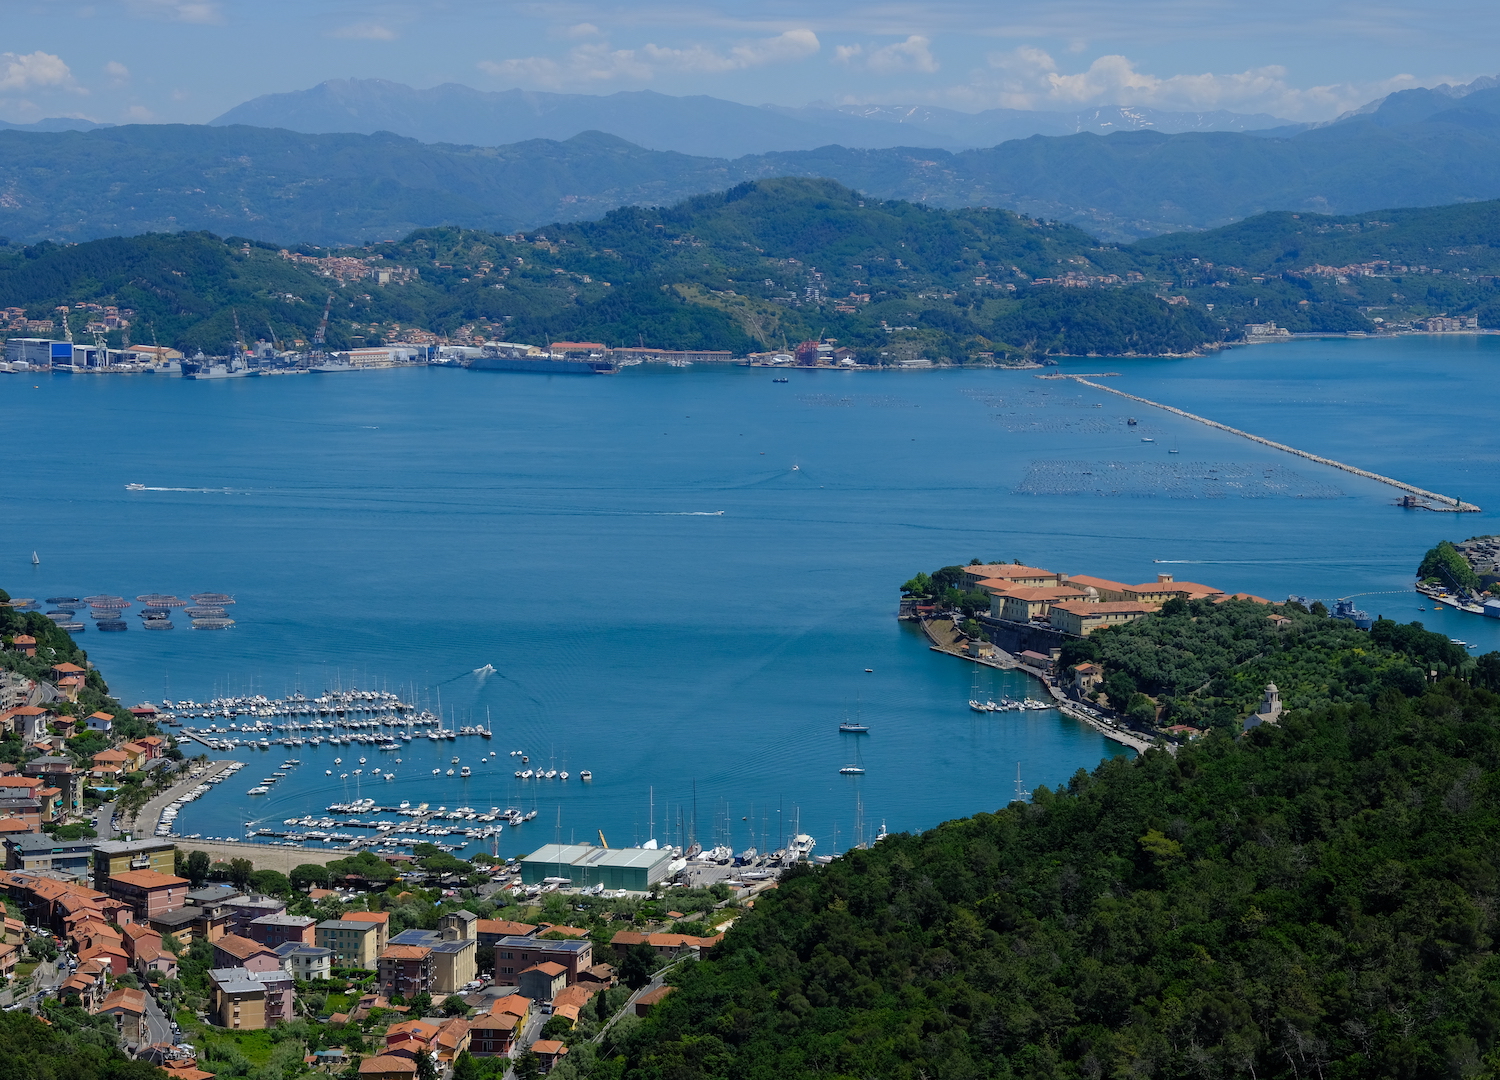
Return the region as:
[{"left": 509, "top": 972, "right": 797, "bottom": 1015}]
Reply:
[{"left": 1054, "top": 374, "right": 1481, "bottom": 512}]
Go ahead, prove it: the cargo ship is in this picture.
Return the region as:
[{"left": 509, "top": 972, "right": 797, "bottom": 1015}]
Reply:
[{"left": 468, "top": 342, "right": 616, "bottom": 375}]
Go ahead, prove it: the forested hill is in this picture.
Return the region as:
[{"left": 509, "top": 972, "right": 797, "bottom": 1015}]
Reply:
[
  {"left": 8, "top": 181, "right": 1500, "bottom": 359},
  {"left": 600, "top": 608, "right": 1500, "bottom": 1080},
  {"left": 0, "top": 181, "right": 1218, "bottom": 360}
]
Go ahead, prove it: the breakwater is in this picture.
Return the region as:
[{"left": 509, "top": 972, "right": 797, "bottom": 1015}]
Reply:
[{"left": 1063, "top": 376, "right": 1481, "bottom": 512}]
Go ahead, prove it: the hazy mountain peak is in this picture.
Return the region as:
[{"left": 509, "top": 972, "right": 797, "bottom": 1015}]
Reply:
[
  {"left": 0, "top": 116, "right": 113, "bottom": 132},
  {"left": 213, "top": 78, "right": 1292, "bottom": 158}
]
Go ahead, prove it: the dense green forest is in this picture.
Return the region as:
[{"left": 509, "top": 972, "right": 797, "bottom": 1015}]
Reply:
[
  {"left": 1056, "top": 598, "right": 1481, "bottom": 732},
  {"left": 6, "top": 179, "right": 1500, "bottom": 359},
  {"left": 604, "top": 606, "right": 1500, "bottom": 1080},
  {"left": 1417, "top": 541, "right": 1483, "bottom": 592}
]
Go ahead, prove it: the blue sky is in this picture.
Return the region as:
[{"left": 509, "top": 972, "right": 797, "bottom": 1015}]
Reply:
[{"left": 4, "top": 0, "right": 1499, "bottom": 125}]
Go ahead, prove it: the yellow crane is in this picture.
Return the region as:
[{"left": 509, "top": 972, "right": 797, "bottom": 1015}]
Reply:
[{"left": 597, "top": 830, "right": 609, "bottom": 849}]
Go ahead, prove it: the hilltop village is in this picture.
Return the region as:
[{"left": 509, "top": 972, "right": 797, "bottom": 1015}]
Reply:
[{"left": 0, "top": 594, "right": 738, "bottom": 1079}]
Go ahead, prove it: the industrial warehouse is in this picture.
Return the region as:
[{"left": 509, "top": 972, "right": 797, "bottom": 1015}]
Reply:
[{"left": 519, "top": 844, "right": 676, "bottom": 891}]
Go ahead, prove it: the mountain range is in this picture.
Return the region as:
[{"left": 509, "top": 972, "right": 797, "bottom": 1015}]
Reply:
[
  {"left": 6, "top": 81, "right": 1500, "bottom": 247},
  {"left": 209, "top": 80, "right": 1292, "bottom": 158}
]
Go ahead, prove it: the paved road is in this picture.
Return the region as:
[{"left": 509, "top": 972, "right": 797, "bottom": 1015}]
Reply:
[
  {"left": 142, "top": 989, "right": 174, "bottom": 1048},
  {"left": 95, "top": 801, "right": 118, "bottom": 840}
]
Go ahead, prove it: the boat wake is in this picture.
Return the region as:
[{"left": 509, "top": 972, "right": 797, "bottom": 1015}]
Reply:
[
  {"left": 660, "top": 511, "right": 725, "bottom": 516},
  {"left": 126, "top": 485, "right": 250, "bottom": 494}
]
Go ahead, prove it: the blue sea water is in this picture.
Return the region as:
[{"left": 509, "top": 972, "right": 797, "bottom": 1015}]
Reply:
[{"left": 5, "top": 333, "right": 1500, "bottom": 858}]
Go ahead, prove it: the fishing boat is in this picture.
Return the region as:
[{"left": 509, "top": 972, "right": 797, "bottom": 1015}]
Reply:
[
  {"left": 460, "top": 766, "right": 471, "bottom": 777},
  {"left": 838, "top": 721, "right": 869, "bottom": 733},
  {"left": 580, "top": 770, "right": 592, "bottom": 781}
]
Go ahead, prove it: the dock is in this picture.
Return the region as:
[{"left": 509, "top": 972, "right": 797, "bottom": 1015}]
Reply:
[{"left": 1057, "top": 375, "right": 1481, "bottom": 512}]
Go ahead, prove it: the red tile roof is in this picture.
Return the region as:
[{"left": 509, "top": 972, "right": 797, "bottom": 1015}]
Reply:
[{"left": 111, "top": 870, "right": 188, "bottom": 889}]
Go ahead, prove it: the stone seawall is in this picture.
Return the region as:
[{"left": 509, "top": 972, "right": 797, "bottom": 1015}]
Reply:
[{"left": 977, "top": 615, "right": 1072, "bottom": 656}]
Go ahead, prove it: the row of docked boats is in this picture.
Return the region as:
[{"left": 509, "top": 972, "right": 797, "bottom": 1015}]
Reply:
[
  {"left": 247, "top": 758, "right": 303, "bottom": 795},
  {"left": 155, "top": 761, "right": 246, "bottom": 836},
  {"left": 969, "top": 696, "right": 1055, "bottom": 713}
]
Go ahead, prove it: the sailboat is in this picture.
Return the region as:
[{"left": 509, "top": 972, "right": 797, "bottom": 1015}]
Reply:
[
  {"left": 31, "top": 551, "right": 39, "bottom": 566},
  {"left": 840, "top": 736, "right": 866, "bottom": 775},
  {"left": 969, "top": 667, "right": 987, "bottom": 712},
  {"left": 1013, "top": 762, "right": 1031, "bottom": 802}
]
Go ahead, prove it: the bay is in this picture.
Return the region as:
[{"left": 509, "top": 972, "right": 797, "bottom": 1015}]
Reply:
[{"left": 5, "top": 332, "right": 1499, "bottom": 859}]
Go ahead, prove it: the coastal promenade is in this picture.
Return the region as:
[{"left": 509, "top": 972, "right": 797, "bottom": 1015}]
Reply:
[
  {"left": 127, "top": 758, "right": 236, "bottom": 835},
  {"left": 921, "top": 619, "right": 1156, "bottom": 754},
  {"left": 172, "top": 837, "right": 354, "bottom": 872},
  {"left": 1061, "top": 375, "right": 1482, "bottom": 512}
]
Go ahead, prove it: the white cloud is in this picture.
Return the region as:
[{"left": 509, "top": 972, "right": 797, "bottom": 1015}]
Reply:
[
  {"left": 960, "top": 48, "right": 1431, "bottom": 119},
  {"left": 479, "top": 29, "right": 819, "bottom": 88},
  {"left": 105, "top": 61, "right": 131, "bottom": 86},
  {"left": 564, "top": 23, "right": 602, "bottom": 39},
  {"left": 125, "top": 0, "right": 224, "bottom": 24},
  {"left": 833, "top": 44, "right": 863, "bottom": 65},
  {"left": 328, "top": 22, "right": 398, "bottom": 41},
  {"left": 0, "top": 52, "right": 78, "bottom": 93},
  {"left": 123, "top": 104, "right": 155, "bottom": 121},
  {"left": 867, "top": 35, "right": 939, "bottom": 75}
]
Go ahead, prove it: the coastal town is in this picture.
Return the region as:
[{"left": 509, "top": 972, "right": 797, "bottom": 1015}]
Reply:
[{"left": 0, "top": 605, "right": 754, "bottom": 1079}]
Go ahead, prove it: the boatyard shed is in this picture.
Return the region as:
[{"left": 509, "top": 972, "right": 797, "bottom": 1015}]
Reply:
[{"left": 519, "top": 843, "right": 673, "bottom": 891}]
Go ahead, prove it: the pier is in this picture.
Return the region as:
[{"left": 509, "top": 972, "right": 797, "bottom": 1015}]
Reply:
[{"left": 1056, "top": 375, "right": 1481, "bottom": 512}]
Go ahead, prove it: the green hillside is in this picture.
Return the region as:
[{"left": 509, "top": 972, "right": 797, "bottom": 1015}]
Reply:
[
  {"left": 0, "top": 180, "right": 1219, "bottom": 360},
  {"left": 596, "top": 608, "right": 1500, "bottom": 1080},
  {"left": 6, "top": 180, "right": 1500, "bottom": 359}
]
